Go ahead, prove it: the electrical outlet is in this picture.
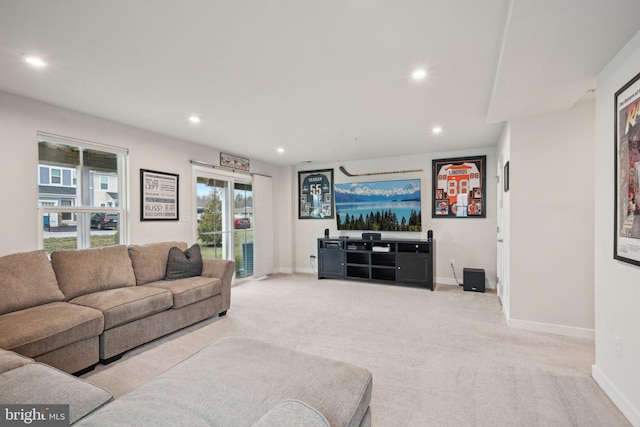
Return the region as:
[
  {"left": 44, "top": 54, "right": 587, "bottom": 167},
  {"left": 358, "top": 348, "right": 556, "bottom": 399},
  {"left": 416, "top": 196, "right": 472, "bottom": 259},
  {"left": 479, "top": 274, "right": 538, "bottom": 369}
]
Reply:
[
  {"left": 449, "top": 258, "right": 455, "bottom": 267},
  {"left": 614, "top": 335, "right": 622, "bottom": 359}
]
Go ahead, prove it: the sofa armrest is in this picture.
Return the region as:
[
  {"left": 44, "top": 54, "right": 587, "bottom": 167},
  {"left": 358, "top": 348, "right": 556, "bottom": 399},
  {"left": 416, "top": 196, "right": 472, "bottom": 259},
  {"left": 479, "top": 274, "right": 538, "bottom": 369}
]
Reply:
[
  {"left": 252, "top": 399, "right": 330, "bottom": 427},
  {"left": 201, "top": 259, "right": 235, "bottom": 313}
]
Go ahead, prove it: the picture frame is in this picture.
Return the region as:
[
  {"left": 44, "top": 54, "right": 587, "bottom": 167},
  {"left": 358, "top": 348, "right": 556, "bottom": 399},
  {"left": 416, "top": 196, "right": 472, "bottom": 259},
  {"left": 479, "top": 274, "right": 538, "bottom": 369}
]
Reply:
[
  {"left": 220, "top": 152, "right": 250, "bottom": 171},
  {"left": 614, "top": 71, "right": 640, "bottom": 265},
  {"left": 504, "top": 161, "right": 510, "bottom": 192},
  {"left": 432, "top": 155, "right": 487, "bottom": 218},
  {"left": 298, "top": 169, "right": 334, "bottom": 219},
  {"left": 140, "top": 169, "right": 179, "bottom": 221}
]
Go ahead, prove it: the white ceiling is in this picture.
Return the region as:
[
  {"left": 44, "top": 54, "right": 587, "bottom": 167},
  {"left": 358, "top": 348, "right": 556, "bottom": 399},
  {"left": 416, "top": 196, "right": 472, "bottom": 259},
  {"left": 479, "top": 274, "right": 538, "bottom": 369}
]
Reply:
[{"left": 0, "top": 0, "right": 639, "bottom": 166}]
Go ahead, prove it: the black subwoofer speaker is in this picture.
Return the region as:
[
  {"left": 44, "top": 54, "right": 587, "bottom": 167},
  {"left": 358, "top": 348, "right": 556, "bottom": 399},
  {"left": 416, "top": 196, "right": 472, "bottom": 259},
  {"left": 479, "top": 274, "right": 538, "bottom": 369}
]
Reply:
[{"left": 463, "top": 268, "right": 485, "bottom": 293}]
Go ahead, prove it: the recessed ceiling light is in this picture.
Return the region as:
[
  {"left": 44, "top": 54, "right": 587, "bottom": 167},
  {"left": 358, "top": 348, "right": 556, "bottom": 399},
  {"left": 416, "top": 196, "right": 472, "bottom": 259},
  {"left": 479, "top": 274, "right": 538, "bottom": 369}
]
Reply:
[
  {"left": 412, "top": 69, "right": 427, "bottom": 80},
  {"left": 188, "top": 116, "right": 201, "bottom": 124},
  {"left": 432, "top": 126, "right": 443, "bottom": 134},
  {"left": 277, "top": 147, "right": 285, "bottom": 154},
  {"left": 24, "top": 55, "right": 47, "bottom": 68}
]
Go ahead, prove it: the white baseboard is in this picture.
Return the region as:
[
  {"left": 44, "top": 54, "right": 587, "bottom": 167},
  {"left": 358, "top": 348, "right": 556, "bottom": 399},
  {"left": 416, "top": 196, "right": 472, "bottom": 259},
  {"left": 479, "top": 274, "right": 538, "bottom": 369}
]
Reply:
[
  {"left": 507, "top": 317, "right": 595, "bottom": 339},
  {"left": 592, "top": 364, "right": 640, "bottom": 426}
]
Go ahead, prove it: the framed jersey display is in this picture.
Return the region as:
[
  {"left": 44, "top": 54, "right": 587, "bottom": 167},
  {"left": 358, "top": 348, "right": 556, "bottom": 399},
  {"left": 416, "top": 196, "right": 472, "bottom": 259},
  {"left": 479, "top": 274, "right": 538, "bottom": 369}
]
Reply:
[
  {"left": 614, "top": 71, "right": 640, "bottom": 266},
  {"left": 432, "top": 155, "right": 486, "bottom": 218},
  {"left": 298, "top": 169, "right": 334, "bottom": 219}
]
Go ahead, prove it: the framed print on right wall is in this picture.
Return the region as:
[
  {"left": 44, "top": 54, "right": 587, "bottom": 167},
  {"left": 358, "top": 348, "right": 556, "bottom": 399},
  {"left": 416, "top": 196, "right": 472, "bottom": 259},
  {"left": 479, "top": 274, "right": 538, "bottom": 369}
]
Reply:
[
  {"left": 614, "top": 71, "right": 640, "bottom": 266},
  {"left": 432, "top": 155, "right": 486, "bottom": 218}
]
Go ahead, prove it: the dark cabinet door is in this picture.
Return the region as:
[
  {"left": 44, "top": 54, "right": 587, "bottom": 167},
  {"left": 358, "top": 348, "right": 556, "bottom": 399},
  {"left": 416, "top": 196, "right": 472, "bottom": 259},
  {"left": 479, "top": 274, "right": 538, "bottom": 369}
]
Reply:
[
  {"left": 319, "top": 250, "right": 345, "bottom": 278},
  {"left": 396, "top": 253, "right": 428, "bottom": 284}
]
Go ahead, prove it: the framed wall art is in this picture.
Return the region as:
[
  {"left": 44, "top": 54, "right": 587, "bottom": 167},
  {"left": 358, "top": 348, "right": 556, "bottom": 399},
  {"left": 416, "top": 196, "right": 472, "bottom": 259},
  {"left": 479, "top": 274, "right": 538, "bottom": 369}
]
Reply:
[
  {"left": 614, "top": 71, "right": 640, "bottom": 265},
  {"left": 220, "top": 152, "right": 250, "bottom": 171},
  {"left": 432, "top": 155, "right": 486, "bottom": 218},
  {"left": 140, "top": 169, "right": 179, "bottom": 221},
  {"left": 298, "top": 169, "right": 334, "bottom": 219}
]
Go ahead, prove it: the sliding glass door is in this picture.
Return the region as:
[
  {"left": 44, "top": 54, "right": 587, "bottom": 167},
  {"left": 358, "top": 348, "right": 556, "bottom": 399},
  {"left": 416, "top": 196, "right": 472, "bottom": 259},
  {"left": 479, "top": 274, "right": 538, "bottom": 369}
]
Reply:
[
  {"left": 196, "top": 176, "right": 232, "bottom": 261},
  {"left": 195, "top": 170, "right": 253, "bottom": 278},
  {"left": 234, "top": 182, "right": 253, "bottom": 278}
]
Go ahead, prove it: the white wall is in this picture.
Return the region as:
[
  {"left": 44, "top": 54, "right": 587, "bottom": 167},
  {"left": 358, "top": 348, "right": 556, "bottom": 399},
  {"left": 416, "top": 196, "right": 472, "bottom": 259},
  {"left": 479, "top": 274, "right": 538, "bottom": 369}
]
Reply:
[
  {"left": 507, "top": 100, "right": 595, "bottom": 337},
  {"left": 293, "top": 149, "right": 499, "bottom": 288},
  {"left": 0, "top": 91, "right": 281, "bottom": 260},
  {"left": 592, "top": 29, "right": 640, "bottom": 426}
]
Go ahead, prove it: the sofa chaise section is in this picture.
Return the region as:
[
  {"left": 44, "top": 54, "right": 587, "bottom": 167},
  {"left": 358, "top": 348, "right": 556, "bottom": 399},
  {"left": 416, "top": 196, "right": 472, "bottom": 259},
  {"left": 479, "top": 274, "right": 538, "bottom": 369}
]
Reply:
[
  {"left": 0, "top": 250, "right": 104, "bottom": 374},
  {"left": 0, "top": 349, "right": 113, "bottom": 424}
]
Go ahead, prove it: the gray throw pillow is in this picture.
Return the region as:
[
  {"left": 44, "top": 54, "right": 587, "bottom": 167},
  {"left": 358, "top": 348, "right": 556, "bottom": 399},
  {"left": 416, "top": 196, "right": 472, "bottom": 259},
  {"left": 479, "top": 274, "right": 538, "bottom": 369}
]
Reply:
[{"left": 164, "top": 244, "right": 203, "bottom": 280}]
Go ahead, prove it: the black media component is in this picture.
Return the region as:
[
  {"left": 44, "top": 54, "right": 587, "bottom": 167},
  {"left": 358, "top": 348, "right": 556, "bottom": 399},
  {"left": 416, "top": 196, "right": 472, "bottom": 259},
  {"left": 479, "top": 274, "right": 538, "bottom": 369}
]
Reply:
[
  {"left": 324, "top": 228, "right": 329, "bottom": 238},
  {"left": 427, "top": 230, "right": 433, "bottom": 240},
  {"left": 362, "top": 232, "right": 381, "bottom": 241},
  {"left": 463, "top": 268, "right": 485, "bottom": 293}
]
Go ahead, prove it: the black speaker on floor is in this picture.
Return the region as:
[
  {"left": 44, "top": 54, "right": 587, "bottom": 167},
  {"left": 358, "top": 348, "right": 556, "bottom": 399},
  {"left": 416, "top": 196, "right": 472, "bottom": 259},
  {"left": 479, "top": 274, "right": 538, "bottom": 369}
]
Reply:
[{"left": 463, "top": 268, "right": 485, "bottom": 293}]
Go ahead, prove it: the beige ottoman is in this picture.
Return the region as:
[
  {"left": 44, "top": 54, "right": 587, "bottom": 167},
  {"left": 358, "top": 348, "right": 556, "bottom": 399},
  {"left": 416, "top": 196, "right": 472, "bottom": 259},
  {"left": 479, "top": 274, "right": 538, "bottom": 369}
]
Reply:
[{"left": 77, "top": 337, "right": 372, "bottom": 426}]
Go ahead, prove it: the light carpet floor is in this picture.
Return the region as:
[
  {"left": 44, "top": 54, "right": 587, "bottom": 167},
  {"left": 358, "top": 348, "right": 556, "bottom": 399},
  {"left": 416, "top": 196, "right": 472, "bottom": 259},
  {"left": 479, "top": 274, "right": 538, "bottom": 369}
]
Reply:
[{"left": 82, "top": 274, "right": 630, "bottom": 426}]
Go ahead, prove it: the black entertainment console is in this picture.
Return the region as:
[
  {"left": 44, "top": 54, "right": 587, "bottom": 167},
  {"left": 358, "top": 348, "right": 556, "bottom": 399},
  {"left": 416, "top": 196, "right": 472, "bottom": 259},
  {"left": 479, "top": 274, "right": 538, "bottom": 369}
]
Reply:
[{"left": 317, "top": 237, "right": 435, "bottom": 290}]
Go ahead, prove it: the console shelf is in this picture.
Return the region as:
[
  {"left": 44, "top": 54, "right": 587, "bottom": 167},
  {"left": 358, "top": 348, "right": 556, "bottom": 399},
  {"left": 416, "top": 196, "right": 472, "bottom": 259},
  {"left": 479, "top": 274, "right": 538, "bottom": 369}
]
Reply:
[{"left": 317, "top": 238, "right": 435, "bottom": 290}]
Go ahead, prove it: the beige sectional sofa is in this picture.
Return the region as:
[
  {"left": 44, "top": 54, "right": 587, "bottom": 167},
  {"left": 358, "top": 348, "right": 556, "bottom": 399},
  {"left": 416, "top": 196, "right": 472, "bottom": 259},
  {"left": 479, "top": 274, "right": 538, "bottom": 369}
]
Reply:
[{"left": 0, "top": 241, "right": 234, "bottom": 374}]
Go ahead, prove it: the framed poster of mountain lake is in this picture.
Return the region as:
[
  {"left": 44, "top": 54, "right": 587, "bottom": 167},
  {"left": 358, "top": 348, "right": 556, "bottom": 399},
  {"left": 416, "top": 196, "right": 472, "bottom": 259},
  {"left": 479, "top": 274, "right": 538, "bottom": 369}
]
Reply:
[
  {"left": 432, "top": 155, "right": 486, "bottom": 218},
  {"left": 334, "top": 179, "right": 421, "bottom": 231},
  {"left": 298, "top": 169, "right": 334, "bottom": 219}
]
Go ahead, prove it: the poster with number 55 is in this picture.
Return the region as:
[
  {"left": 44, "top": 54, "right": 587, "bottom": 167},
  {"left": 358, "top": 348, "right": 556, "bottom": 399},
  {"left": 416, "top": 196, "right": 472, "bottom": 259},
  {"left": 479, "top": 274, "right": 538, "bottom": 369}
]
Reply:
[{"left": 432, "top": 156, "right": 486, "bottom": 218}]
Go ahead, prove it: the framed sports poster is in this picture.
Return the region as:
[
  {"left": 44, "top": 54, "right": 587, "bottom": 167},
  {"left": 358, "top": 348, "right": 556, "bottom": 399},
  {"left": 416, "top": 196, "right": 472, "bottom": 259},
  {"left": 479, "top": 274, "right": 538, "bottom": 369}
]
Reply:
[
  {"left": 298, "top": 169, "right": 334, "bottom": 219},
  {"left": 140, "top": 169, "right": 179, "bottom": 221},
  {"left": 220, "top": 152, "right": 250, "bottom": 171},
  {"left": 432, "top": 155, "right": 486, "bottom": 218},
  {"left": 614, "top": 71, "right": 640, "bottom": 266}
]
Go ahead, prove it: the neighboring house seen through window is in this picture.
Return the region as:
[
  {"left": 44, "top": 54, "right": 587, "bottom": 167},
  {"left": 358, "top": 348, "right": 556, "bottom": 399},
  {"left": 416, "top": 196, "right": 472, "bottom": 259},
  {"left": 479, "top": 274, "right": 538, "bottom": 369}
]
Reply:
[{"left": 38, "top": 132, "right": 128, "bottom": 253}]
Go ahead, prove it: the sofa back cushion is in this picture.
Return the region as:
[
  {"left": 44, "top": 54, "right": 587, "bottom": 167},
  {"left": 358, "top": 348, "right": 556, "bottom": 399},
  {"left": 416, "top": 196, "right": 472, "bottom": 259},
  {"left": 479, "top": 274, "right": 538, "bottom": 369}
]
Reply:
[
  {"left": 128, "top": 242, "right": 188, "bottom": 285},
  {"left": 0, "top": 250, "right": 65, "bottom": 315},
  {"left": 51, "top": 245, "right": 136, "bottom": 300}
]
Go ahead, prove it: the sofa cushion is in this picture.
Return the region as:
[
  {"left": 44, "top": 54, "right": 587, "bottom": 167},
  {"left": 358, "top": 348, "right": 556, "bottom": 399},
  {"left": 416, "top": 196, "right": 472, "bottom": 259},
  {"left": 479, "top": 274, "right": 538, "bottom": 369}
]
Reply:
[
  {"left": 0, "top": 363, "right": 112, "bottom": 424},
  {"left": 51, "top": 245, "right": 136, "bottom": 300},
  {"left": 0, "top": 348, "right": 34, "bottom": 374},
  {"left": 0, "top": 249, "right": 65, "bottom": 315},
  {"left": 252, "top": 400, "right": 330, "bottom": 427},
  {"left": 128, "top": 241, "right": 188, "bottom": 285},
  {"left": 164, "top": 244, "right": 203, "bottom": 280},
  {"left": 144, "top": 276, "right": 220, "bottom": 309},
  {"left": 71, "top": 287, "right": 173, "bottom": 329},
  {"left": 0, "top": 302, "right": 104, "bottom": 358}
]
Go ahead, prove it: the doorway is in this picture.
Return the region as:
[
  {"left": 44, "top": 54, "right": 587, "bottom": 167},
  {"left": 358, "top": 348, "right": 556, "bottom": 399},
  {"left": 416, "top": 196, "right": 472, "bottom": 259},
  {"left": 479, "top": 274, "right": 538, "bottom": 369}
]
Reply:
[{"left": 195, "top": 170, "right": 253, "bottom": 278}]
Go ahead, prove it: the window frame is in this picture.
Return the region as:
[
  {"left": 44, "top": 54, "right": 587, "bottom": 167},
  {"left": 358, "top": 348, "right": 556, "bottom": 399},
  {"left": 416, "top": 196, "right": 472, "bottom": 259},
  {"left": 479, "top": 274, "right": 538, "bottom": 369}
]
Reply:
[{"left": 37, "top": 132, "right": 129, "bottom": 251}]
